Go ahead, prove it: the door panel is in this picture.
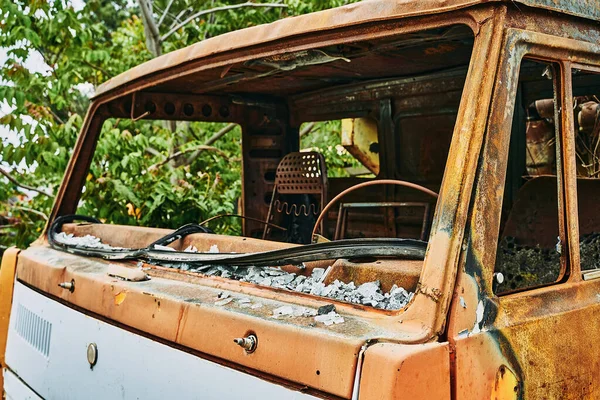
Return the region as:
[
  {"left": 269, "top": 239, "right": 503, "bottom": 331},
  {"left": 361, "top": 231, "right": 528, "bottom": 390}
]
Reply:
[{"left": 451, "top": 26, "right": 600, "bottom": 400}]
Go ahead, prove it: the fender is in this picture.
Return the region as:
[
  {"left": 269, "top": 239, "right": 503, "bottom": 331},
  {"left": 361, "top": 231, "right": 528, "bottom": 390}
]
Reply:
[{"left": 0, "top": 247, "right": 20, "bottom": 389}]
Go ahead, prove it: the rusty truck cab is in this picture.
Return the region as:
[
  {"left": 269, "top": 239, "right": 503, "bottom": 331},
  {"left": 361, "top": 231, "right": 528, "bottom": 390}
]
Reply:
[{"left": 2, "top": 1, "right": 600, "bottom": 399}]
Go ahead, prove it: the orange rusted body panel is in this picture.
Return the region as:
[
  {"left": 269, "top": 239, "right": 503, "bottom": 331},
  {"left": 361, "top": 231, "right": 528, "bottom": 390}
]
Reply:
[
  {"left": 5, "top": 0, "right": 600, "bottom": 399},
  {"left": 16, "top": 247, "right": 364, "bottom": 397},
  {"left": 448, "top": 8, "right": 600, "bottom": 399},
  {"left": 358, "top": 342, "right": 451, "bottom": 399},
  {"left": 0, "top": 248, "right": 19, "bottom": 390}
]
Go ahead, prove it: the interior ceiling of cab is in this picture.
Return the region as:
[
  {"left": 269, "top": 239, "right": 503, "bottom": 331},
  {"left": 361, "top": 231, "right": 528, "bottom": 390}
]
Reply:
[{"left": 148, "top": 25, "right": 474, "bottom": 99}]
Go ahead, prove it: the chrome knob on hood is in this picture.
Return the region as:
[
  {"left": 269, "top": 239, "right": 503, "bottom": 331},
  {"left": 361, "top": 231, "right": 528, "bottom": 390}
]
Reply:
[{"left": 233, "top": 334, "right": 257, "bottom": 353}]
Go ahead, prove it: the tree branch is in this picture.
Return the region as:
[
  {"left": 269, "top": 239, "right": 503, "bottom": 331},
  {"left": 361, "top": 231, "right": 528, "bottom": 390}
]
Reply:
[
  {"left": 205, "top": 123, "right": 237, "bottom": 146},
  {"left": 12, "top": 206, "right": 48, "bottom": 221},
  {"left": 137, "top": 0, "right": 162, "bottom": 57},
  {"left": 0, "top": 167, "right": 54, "bottom": 198},
  {"left": 147, "top": 145, "right": 226, "bottom": 172},
  {"left": 161, "top": 2, "right": 288, "bottom": 42},
  {"left": 0, "top": 221, "right": 32, "bottom": 229},
  {"left": 32, "top": 45, "right": 57, "bottom": 78},
  {"left": 157, "top": 0, "right": 176, "bottom": 28},
  {"left": 300, "top": 122, "right": 315, "bottom": 138},
  {"left": 185, "top": 123, "right": 237, "bottom": 164},
  {"left": 145, "top": 147, "right": 162, "bottom": 157},
  {"left": 80, "top": 59, "right": 110, "bottom": 77},
  {"left": 47, "top": 107, "right": 65, "bottom": 125},
  {"left": 169, "top": 8, "right": 191, "bottom": 30}
]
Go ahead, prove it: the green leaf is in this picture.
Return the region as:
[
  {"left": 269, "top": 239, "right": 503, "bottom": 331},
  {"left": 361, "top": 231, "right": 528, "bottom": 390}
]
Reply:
[
  {"left": 112, "top": 179, "right": 139, "bottom": 205},
  {"left": 15, "top": 91, "right": 25, "bottom": 109}
]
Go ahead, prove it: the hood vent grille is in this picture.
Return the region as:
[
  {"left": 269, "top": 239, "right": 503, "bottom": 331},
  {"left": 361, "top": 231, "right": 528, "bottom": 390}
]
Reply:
[{"left": 15, "top": 303, "right": 52, "bottom": 357}]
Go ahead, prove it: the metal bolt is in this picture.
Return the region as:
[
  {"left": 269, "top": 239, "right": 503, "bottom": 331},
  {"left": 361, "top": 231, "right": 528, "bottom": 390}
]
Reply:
[
  {"left": 233, "top": 334, "right": 257, "bottom": 353},
  {"left": 58, "top": 279, "right": 75, "bottom": 293}
]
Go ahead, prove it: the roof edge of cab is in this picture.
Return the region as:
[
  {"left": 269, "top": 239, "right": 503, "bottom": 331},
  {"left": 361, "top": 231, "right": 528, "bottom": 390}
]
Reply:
[
  {"left": 92, "top": 0, "right": 600, "bottom": 100},
  {"left": 92, "top": 0, "right": 487, "bottom": 99}
]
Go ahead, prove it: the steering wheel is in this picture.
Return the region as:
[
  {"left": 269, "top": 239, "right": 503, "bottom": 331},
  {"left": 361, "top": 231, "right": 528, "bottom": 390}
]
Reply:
[{"left": 311, "top": 179, "right": 439, "bottom": 242}]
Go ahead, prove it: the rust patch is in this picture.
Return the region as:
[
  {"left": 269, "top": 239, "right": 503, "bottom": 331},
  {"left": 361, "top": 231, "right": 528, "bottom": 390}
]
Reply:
[
  {"left": 424, "top": 43, "right": 458, "bottom": 55},
  {"left": 174, "top": 304, "right": 187, "bottom": 342},
  {"left": 416, "top": 283, "right": 443, "bottom": 303}
]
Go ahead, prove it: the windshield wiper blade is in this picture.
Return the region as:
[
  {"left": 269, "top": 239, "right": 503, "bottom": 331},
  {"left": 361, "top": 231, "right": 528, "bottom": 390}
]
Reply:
[
  {"left": 48, "top": 215, "right": 427, "bottom": 267},
  {"left": 144, "top": 238, "right": 426, "bottom": 266}
]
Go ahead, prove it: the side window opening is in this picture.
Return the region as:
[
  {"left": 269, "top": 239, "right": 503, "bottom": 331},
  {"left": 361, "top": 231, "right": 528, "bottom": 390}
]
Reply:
[
  {"left": 571, "top": 68, "right": 600, "bottom": 271},
  {"left": 494, "top": 59, "right": 565, "bottom": 294},
  {"left": 299, "top": 120, "right": 375, "bottom": 178}
]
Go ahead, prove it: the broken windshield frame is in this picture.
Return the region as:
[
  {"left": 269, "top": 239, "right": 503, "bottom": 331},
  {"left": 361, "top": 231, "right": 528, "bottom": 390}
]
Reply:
[{"left": 44, "top": 10, "right": 497, "bottom": 340}]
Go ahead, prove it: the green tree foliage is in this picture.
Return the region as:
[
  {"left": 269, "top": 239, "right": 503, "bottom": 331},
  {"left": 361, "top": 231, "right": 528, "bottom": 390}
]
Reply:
[
  {"left": 80, "top": 119, "right": 245, "bottom": 236},
  {"left": 300, "top": 121, "right": 365, "bottom": 178},
  {"left": 0, "top": 0, "right": 359, "bottom": 250}
]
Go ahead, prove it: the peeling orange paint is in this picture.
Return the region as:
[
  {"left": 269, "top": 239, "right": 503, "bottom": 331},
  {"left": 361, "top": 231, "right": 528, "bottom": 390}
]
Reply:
[{"left": 114, "top": 291, "right": 127, "bottom": 306}]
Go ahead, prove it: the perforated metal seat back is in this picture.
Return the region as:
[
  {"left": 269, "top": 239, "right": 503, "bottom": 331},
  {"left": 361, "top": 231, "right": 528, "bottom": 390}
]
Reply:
[
  {"left": 263, "top": 152, "right": 328, "bottom": 242},
  {"left": 274, "top": 152, "right": 327, "bottom": 195}
]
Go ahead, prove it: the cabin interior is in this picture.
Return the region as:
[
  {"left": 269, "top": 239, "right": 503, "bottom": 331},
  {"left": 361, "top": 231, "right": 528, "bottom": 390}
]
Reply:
[
  {"left": 63, "top": 22, "right": 600, "bottom": 298},
  {"left": 56, "top": 24, "right": 477, "bottom": 300},
  {"left": 97, "top": 24, "right": 475, "bottom": 245}
]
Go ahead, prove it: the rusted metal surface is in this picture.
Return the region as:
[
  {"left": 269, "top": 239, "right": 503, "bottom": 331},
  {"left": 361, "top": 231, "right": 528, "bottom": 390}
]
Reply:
[
  {"left": 326, "top": 258, "right": 422, "bottom": 294},
  {"left": 525, "top": 100, "right": 556, "bottom": 175},
  {"left": 333, "top": 202, "right": 432, "bottom": 241},
  {"left": 0, "top": 247, "right": 20, "bottom": 390},
  {"left": 91, "top": 0, "right": 600, "bottom": 100},
  {"left": 37, "top": 13, "right": 489, "bottom": 400},
  {"left": 358, "top": 342, "right": 451, "bottom": 399},
  {"left": 60, "top": 222, "right": 298, "bottom": 253},
  {"left": 341, "top": 118, "right": 380, "bottom": 175},
  {"left": 43, "top": 12, "right": 489, "bottom": 372},
  {"left": 46, "top": 11, "right": 482, "bottom": 225},
  {"left": 312, "top": 180, "right": 438, "bottom": 240},
  {"left": 60, "top": 222, "right": 422, "bottom": 309},
  {"left": 241, "top": 105, "right": 299, "bottom": 237},
  {"left": 324, "top": 178, "right": 442, "bottom": 240},
  {"left": 500, "top": 176, "right": 559, "bottom": 248},
  {"left": 15, "top": 243, "right": 422, "bottom": 398},
  {"left": 575, "top": 179, "right": 600, "bottom": 241},
  {"left": 452, "top": 14, "right": 600, "bottom": 399}
]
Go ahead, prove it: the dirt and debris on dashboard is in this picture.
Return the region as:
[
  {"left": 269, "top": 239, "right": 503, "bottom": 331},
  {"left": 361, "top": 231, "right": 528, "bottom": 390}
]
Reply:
[
  {"left": 271, "top": 306, "right": 345, "bottom": 326},
  {"left": 53, "top": 232, "right": 415, "bottom": 311},
  {"left": 194, "top": 265, "right": 413, "bottom": 311},
  {"left": 271, "top": 304, "right": 345, "bottom": 326},
  {"left": 216, "top": 291, "right": 346, "bottom": 325},
  {"left": 272, "top": 305, "right": 317, "bottom": 318},
  {"left": 54, "top": 232, "right": 128, "bottom": 250},
  {"left": 176, "top": 244, "right": 413, "bottom": 310}
]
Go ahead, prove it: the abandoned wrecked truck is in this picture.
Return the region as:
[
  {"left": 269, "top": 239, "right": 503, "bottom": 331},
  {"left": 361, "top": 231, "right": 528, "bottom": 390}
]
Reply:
[{"left": 3, "top": 0, "right": 600, "bottom": 398}]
